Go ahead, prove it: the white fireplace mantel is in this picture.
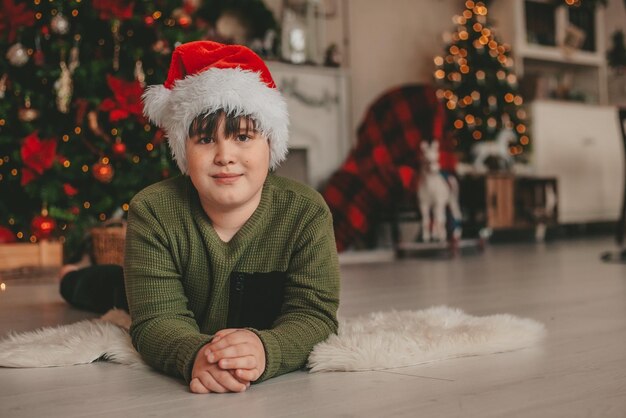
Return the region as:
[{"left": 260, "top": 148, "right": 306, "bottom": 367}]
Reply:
[{"left": 268, "top": 62, "right": 351, "bottom": 190}]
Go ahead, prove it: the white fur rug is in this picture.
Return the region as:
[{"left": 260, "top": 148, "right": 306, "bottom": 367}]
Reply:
[
  {"left": 0, "top": 309, "right": 144, "bottom": 368},
  {"left": 0, "top": 306, "right": 545, "bottom": 371},
  {"left": 307, "top": 306, "right": 546, "bottom": 372}
]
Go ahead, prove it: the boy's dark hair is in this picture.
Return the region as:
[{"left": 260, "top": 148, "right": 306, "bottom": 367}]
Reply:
[{"left": 188, "top": 110, "right": 258, "bottom": 140}]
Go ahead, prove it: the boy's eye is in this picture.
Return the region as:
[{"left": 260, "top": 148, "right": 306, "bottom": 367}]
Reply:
[
  {"left": 198, "top": 136, "right": 214, "bottom": 144},
  {"left": 236, "top": 134, "right": 251, "bottom": 142}
]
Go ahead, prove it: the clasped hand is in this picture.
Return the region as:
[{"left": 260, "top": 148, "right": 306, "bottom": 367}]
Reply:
[{"left": 190, "top": 328, "right": 266, "bottom": 394}]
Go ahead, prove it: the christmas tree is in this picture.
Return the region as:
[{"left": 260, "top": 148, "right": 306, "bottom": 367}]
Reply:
[
  {"left": 433, "top": 1, "right": 528, "bottom": 162},
  {"left": 0, "top": 1, "right": 278, "bottom": 259}
]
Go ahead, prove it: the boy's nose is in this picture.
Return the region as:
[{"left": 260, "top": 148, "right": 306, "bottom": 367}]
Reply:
[{"left": 214, "top": 139, "right": 235, "bottom": 165}]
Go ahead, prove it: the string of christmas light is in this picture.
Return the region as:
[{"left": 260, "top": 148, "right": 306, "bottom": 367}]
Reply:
[{"left": 433, "top": 1, "right": 529, "bottom": 161}]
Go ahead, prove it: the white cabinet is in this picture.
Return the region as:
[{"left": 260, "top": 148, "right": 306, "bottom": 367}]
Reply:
[
  {"left": 490, "top": 1, "right": 623, "bottom": 224},
  {"left": 268, "top": 62, "right": 351, "bottom": 189},
  {"left": 530, "top": 100, "right": 624, "bottom": 223},
  {"left": 490, "top": 0, "right": 608, "bottom": 104}
]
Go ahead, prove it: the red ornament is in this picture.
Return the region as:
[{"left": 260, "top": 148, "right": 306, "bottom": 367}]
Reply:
[
  {"left": 183, "top": 0, "right": 200, "bottom": 14},
  {"left": 178, "top": 15, "right": 192, "bottom": 28},
  {"left": 112, "top": 140, "right": 127, "bottom": 157},
  {"left": 34, "top": 49, "right": 45, "bottom": 66},
  {"left": 92, "top": 161, "right": 115, "bottom": 183},
  {"left": 144, "top": 16, "right": 154, "bottom": 26},
  {"left": 153, "top": 129, "right": 165, "bottom": 145},
  {"left": 0, "top": 226, "right": 16, "bottom": 243},
  {"left": 63, "top": 183, "right": 79, "bottom": 197},
  {"left": 31, "top": 215, "right": 56, "bottom": 239}
]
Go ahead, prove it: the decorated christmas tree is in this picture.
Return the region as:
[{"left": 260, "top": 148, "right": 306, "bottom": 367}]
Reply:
[
  {"left": 0, "top": 0, "right": 209, "bottom": 258},
  {"left": 433, "top": 0, "right": 528, "bottom": 162}
]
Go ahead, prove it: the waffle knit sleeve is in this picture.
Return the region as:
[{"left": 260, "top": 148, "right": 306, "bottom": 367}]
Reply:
[
  {"left": 252, "top": 206, "right": 340, "bottom": 382},
  {"left": 124, "top": 194, "right": 212, "bottom": 381}
]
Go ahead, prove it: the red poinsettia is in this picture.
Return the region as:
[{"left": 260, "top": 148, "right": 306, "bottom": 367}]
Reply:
[
  {"left": 92, "top": 0, "right": 135, "bottom": 20},
  {"left": 100, "top": 74, "right": 145, "bottom": 123},
  {"left": 0, "top": 0, "right": 36, "bottom": 43},
  {"left": 21, "top": 168, "right": 36, "bottom": 186},
  {"left": 20, "top": 131, "right": 57, "bottom": 185}
]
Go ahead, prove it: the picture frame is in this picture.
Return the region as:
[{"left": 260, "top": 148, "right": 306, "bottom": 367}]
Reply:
[{"left": 561, "top": 23, "right": 586, "bottom": 53}]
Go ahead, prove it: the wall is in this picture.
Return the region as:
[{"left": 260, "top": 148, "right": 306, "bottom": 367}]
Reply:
[
  {"left": 604, "top": 0, "right": 626, "bottom": 38},
  {"left": 347, "top": 0, "right": 458, "bottom": 135}
]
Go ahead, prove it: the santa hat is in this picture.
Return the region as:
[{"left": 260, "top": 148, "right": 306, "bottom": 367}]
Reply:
[{"left": 142, "top": 41, "right": 289, "bottom": 174}]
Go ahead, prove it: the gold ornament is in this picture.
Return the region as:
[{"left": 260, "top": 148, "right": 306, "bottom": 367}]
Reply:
[
  {"left": 18, "top": 96, "right": 40, "bottom": 122},
  {"left": 152, "top": 39, "right": 171, "bottom": 55},
  {"left": 55, "top": 61, "right": 73, "bottom": 113},
  {"left": 69, "top": 44, "right": 80, "bottom": 73},
  {"left": 6, "top": 43, "right": 29, "bottom": 67},
  {"left": 112, "top": 20, "right": 122, "bottom": 71},
  {"left": 134, "top": 60, "right": 146, "bottom": 87},
  {"left": 51, "top": 13, "right": 70, "bottom": 35},
  {"left": 0, "top": 74, "right": 7, "bottom": 99},
  {"left": 88, "top": 111, "right": 104, "bottom": 136},
  {"left": 54, "top": 47, "right": 79, "bottom": 114}
]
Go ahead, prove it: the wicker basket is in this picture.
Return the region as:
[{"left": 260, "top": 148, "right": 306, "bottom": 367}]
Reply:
[{"left": 91, "top": 222, "right": 127, "bottom": 266}]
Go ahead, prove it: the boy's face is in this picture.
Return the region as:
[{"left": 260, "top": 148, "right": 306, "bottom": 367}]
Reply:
[{"left": 186, "top": 114, "right": 270, "bottom": 213}]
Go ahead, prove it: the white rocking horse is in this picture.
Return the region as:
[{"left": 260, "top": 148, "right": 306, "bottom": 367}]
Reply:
[
  {"left": 417, "top": 141, "right": 462, "bottom": 242},
  {"left": 471, "top": 128, "right": 516, "bottom": 171}
]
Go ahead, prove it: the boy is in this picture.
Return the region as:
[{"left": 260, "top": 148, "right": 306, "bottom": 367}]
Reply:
[{"left": 126, "top": 40, "right": 340, "bottom": 393}]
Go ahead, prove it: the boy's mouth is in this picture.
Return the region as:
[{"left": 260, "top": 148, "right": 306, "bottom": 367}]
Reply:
[
  {"left": 212, "top": 173, "right": 243, "bottom": 184},
  {"left": 213, "top": 173, "right": 241, "bottom": 178}
]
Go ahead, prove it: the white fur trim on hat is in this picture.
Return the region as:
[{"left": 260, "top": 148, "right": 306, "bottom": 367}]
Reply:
[{"left": 142, "top": 67, "right": 289, "bottom": 174}]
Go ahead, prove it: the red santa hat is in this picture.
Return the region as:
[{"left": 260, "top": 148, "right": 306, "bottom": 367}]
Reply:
[{"left": 142, "top": 41, "right": 289, "bottom": 174}]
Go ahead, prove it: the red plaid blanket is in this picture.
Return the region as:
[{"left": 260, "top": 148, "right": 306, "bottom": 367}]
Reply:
[{"left": 322, "top": 84, "right": 456, "bottom": 251}]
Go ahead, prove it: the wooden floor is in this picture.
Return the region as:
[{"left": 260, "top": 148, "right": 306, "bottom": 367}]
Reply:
[{"left": 1, "top": 237, "right": 625, "bottom": 417}]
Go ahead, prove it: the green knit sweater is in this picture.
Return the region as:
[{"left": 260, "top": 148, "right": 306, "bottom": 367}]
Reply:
[{"left": 124, "top": 174, "right": 340, "bottom": 383}]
